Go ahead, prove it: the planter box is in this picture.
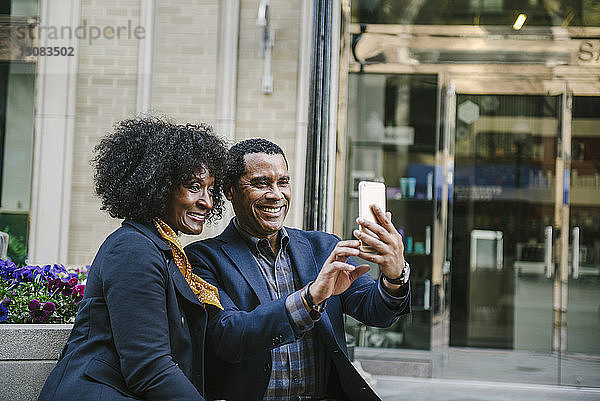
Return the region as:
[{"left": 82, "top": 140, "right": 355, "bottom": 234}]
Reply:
[{"left": 0, "top": 324, "right": 72, "bottom": 401}]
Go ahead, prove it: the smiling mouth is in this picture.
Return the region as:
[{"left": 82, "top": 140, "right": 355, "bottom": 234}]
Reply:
[
  {"left": 257, "top": 205, "right": 285, "bottom": 216},
  {"left": 187, "top": 212, "right": 206, "bottom": 222}
]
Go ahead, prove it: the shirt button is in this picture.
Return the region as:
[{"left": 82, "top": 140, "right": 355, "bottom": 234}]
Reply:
[
  {"left": 292, "top": 376, "right": 299, "bottom": 382},
  {"left": 181, "top": 316, "right": 185, "bottom": 327}
]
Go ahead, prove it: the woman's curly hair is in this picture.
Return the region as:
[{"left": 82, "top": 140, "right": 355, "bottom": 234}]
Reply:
[{"left": 92, "top": 117, "right": 227, "bottom": 225}]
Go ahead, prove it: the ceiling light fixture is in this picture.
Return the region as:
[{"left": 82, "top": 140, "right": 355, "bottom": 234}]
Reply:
[{"left": 513, "top": 13, "right": 527, "bottom": 30}]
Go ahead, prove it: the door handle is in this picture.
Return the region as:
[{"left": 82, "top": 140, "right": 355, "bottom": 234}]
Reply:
[
  {"left": 572, "top": 227, "right": 580, "bottom": 279},
  {"left": 545, "top": 226, "right": 553, "bottom": 278},
  {"left": 424, "top": 279, "right": 430, "bottom": 310}
]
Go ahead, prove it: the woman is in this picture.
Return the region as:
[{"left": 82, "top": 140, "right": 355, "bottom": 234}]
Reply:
[{"left": 38, "top": 117, "right": 227, "bottom": 401}]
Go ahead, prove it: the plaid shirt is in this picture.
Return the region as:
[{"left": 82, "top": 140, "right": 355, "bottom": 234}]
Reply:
[{"left": 233, "top": 219, "right": 329, "bottom": 400}]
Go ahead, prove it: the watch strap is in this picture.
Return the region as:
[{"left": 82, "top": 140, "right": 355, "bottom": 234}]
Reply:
[
  {"left": 382, "top": 260, "right": 410, "bottom": 285},
  {"left": 303, "top": 281, "right": 326, "bottom": 316}
]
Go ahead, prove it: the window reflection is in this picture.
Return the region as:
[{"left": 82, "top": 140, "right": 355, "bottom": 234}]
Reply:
[
  {"left": 0, "top": 0, "right": 38, "bottom": 263},
  {"left": 352, "top": 0, "right": 600, "bottom": 26},
  {"left": 451, "top": 94, "right": 560, "bottom": 350},
  {"left": 567, "top": 96, "right": 600, "bottom": 355},
  {"left": 344, "top": 73, "right": 438, "bottom": 350}
]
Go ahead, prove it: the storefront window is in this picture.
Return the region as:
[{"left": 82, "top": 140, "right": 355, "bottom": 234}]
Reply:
[
  {"left": 352, "top": 0, "right": 600, "bottom": 26},
  {"left": 0, "top": 63, "right": 35, "bottom": 265},
  {"left": 450, "top": 94, "right": 560, "bottom": 349},
  {"left": 0, "top": 0, "right": 38, "bottom": 264},
  {"left": 567, "top": 96, "right": 600, "bottom": 355},
  {"left": 345, "top": 0, "right": 600, "bottom": 387},
  {"left": 1, "top": 0, "right": 38, "bottom": 16},
  {"left": 343, "top": 73, "right": 438, "bottom": 350}
]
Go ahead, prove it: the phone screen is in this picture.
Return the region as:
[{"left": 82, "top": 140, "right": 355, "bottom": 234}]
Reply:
[{"left": 358, "top": 181, "right": 386, "bottom": 253}]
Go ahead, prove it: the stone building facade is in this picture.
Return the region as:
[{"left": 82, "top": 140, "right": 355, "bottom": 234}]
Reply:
[{"left": 12, "top": 0, "right": 311, "bottom": 266}]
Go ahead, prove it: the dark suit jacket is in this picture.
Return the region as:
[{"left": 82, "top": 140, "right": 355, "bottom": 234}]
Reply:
[
  {"left": 38, "top": 221, "right": 207, "bottom": 401},
  {"left": 186, "top": 220, "right": 410, "bottom": 401}
]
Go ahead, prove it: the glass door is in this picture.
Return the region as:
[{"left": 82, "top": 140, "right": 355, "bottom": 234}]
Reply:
[
  {"left": 448, "top": 78, "right": 568, "bottom": 384},
  {"left": 341, "top": 73, "right": 440, "bottom": 350},
  {"left": 563, "top": 95, "right": 600, "bottom": 386}
]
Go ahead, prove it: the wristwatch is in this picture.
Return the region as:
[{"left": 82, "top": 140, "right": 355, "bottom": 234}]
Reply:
[
  {"left": 303, "top": 281, "right": 326, "bottom": 320},
  {"left": 382, "top": 260, "right": 410, "bottom": 286}
]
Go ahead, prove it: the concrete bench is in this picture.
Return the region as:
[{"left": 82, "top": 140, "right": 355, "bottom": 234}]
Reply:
[{"left": 0, "top": 324, "right": 72, "bottom": 401}]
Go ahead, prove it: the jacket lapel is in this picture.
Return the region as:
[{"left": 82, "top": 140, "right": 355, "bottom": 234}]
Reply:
[
  {"left": 218, "top": 221, "right": 337, "bottom": 341},
  {"left": 287, "top": 228, "right": 338, "bottom": 342},
  {"left": 286, "top": 228, "right": 319, "bottom": 287},
  {"left": 167, "top": 259, "right": 204, "bottom": 307},
  {"left": 123, "top": 220, "right": 203, "bottom": 307},
  {"left": 220, "top": 221, "right": 272, "bottom": 304}
]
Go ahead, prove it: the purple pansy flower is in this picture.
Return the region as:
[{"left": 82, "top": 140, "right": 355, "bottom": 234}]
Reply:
[
  {"left": 61, "top": 277, "right": 79, "bottom": 296},
  {"left": 42, "top": 301, "right": 56, "bottom": 313},
  {"left": 29, "top": 301, "right": 47, "bottom": 322},
  {"left": 0, "top": 259, "right": 18, "bottom": 279},
  {"left": 28, "top": 299, "right": 41, "bottom": 310},
  {"left": 28, "top": 299, "right": 54, "bottom": 322},
  {"left": 49, "top": 264, "right": 68, "bottom": 277},
  {"left": 0, "top": 304, "right": 8, "bottom": 322},
  {"left": 46, "top": 277, "right": 63, "bottom": 292},
  {"left": 72, "top": 284, "right": 85, "bottom": 302},
  {"left": 14, "top": 267, "right": 32, "bottom": 282}
]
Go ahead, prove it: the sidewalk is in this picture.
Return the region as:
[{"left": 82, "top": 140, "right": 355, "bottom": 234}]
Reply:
[
  {"left": 374, "top": 375, "right": 600, "bottom": 401},
  {"left": 354, "top": 346, "right": 600, "bottom": 400},
  {"left": 356, "top": 346, "right": 600, "bottom": 387}
]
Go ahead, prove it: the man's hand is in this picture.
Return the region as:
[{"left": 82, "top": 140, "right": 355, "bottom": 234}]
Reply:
[
  {"left": 353, "top": 205, "right": 406, "bottom": 290},
  {"left": 308, "top": 240, "right": 370, "bottom": 305}
]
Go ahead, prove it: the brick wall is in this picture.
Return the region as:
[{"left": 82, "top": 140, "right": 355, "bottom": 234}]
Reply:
[
  {"left": 67, "top": 0, "right": 304, "bottom": 264},
  {"left": 151, "top": 0, "right": 218, "bottom": 123},
  {"left": 68, "top": 0, "right": 141, "bottom": 265},
  {"left": 236, "top": 0, "right": 302, "bottom": 228}
]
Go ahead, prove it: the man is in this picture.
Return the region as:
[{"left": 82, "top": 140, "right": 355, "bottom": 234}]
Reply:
[{"left": 186, "top": 139, "right": 410, "bottom": 401}]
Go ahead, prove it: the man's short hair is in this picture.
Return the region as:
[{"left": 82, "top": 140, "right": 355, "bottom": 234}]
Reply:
[{"left": 225, "top": 138, "right": 288, "bottom": 192}]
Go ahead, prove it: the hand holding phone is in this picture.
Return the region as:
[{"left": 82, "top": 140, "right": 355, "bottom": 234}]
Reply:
[{"left": 358, "top": 181, "right": 386, "bottom": 253}]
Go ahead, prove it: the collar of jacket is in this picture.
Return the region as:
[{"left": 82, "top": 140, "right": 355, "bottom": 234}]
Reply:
[
  {"left": 217, "top": 220, "right": 320, "bottom": 304},
  {"left": 122, "top": 219, "right": 171, "bottom": 251}
]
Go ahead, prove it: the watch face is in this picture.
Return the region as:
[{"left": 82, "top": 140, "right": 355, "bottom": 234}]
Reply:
[
  {"left": 402, "top": 264, "right": 410, "bottom": 284},
  {"left": 382, "top": 262, "right": 410, "bottom": 285}
]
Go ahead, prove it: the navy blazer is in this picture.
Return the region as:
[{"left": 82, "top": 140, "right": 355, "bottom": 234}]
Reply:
[
  {"left": 39, "top": 221, "right": 207, "bottom": 401},
  {"left": 186, "top": 220, "right": 410, "bottom": 401}
]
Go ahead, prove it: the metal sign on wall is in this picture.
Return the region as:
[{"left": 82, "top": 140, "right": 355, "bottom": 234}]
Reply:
[
  {"left": 0, "top": 17, "right": 38, "bottom": 63},
  {"left": 349, "top": 25, "right": 600, "bottom": 68},
  {"left": 578, "top": 40, "right": 600, "bottom": 65}
]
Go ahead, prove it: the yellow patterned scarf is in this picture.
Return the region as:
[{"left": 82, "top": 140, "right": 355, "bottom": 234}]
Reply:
[{"left": 154, "top": 218, "right": 223, "bottom": 310}]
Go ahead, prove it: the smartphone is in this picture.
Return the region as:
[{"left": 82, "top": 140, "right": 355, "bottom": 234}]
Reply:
[{"left": 358, "top": 181, "right": 386, "bottom": 253}]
